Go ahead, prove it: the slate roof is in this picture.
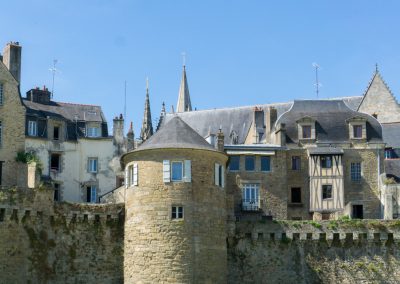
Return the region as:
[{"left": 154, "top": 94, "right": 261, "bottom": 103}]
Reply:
[
  {"left": 382, "top": 123, "right": 400, "bottom": 148},
  {"left": 276, "top": 100, "right": 382, "bottom": 144},
  {"left": 23, "top": 99, "right": 106, "bottom": 122},
  {"left": 307, "top": 147, "right": 344, "bottom": 155},
  {"left": 136, "top": 116, "right": 217, "bottom": 151},
  {"left": 385, "top": 159, "right": 400, "bottom": 181},
  {"left": 164, "top": 102, "right": 292, "bottom": 144}
]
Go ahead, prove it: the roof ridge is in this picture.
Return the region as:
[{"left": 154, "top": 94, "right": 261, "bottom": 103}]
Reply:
[{"left": 57, "top": 101, "right": 101, "bottom": 107}]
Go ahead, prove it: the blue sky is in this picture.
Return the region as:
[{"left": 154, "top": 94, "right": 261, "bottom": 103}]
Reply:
[{"left": 1, "top": 1, "right": 399, "bottom": 134}]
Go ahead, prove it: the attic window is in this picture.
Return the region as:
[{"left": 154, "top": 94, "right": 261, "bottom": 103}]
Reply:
[
  {"left": 302, "top": 125, "right": 311, "bottom": 139},
  {"left": 87, "top": 111, "right": 97, "bottom": 116},
  {"left": 353, "top": 125, "right": 362, "bottom": 139}
]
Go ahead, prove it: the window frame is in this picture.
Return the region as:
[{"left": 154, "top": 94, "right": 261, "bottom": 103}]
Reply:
[
  {"left": 50, "top": 153, "right": 61, "bottom": 172},
  {"left": 260, "top": 156, "right": 271, "bottom": 172},
  {"left": 53, "top": 125, "right": 60, "bottom": 140},
  {"left": 320, "top": 155, "right": 332, "bottom": 169},
  {"left": 291, "top": 156, "right": 301, "bottom": 170},
  {"left": 322, "top": 184, "right": 333, "bottom": 200},
  {"left": 171, "top": 206, "right": 184, "bottom": 219},
  {"left": 86, "top": 126, "right": 101, "bottom": 138},
  {"left": 228, "top": 156, "right": 240, "bottom": 171},
  {"left": 171, "top": 161, "right": 184, "bottom": 182},
  {"left": 245, "top": 155, "right": 255, "bottom": 171},
  {"left": 353, "top": 125, "right": 363, "bottom": 139},
  {"left": 88, "top": 157, "right": 98, "bottom": 173},
  {"left": 350, "top": 162, "right": 362, "bottom": 182},
  {"left": 242, "top": 183, "right": 260, "bottom": 211},
  {"left": 86, "top": 185, "right": 97, "bottom": 203},
  {"left": 28, "top": 120, "right": 38, "bottom": 136},
  {"left": 302, "top": 125, "right": 312, "bottom": 139}
]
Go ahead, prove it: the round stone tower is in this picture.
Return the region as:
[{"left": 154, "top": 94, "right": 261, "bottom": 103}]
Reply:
[{"left": 122, "top": 116, "right": 228, "bottom": 283}]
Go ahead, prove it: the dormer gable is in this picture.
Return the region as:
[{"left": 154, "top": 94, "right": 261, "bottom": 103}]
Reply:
[
  {"left": 346, "top": 116, "right": 367, "bottom": 141},
  {"left": 296, "top": 116, "right": 316, "bottom": 141}
]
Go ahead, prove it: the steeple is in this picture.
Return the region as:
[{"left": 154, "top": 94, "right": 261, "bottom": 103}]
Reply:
[
  {"left": 156, "top": 102, "right": 166, "bottom": 132},
  {"left": 127, "top": 121, "right": 135, "bottom": 151},
  {"left": 140, "top": 78, "right": 153, "bottom": 141},
  {"left": 176, "top": 65, "right": 192, "bottom": 112}
]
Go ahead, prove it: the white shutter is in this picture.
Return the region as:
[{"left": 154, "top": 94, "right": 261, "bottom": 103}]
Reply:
[
  {"left": 184, "top": 160, "right": 191, "bottom": 182},
  {"left": 133, "top": 163, "right": 138, "bottom": 186},
  {"left": 221, "top": 165, "right": 225, "bottom": 188},
  {"left": 163, "top": 160, "right": 170, "bottom": 183},
  {"left": 124, "top": 167, "right": 128, "bottom": 188},
  {"left": 215, "top": 163, "right": 219, "bottom": 186}
]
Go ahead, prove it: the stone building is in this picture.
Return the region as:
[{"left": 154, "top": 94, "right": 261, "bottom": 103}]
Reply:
[{"left": 0, "top": 42, "right": 26, "bottom": 187}]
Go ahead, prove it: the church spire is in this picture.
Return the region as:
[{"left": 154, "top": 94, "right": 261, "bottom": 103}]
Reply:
[
  {"left": 140, "top": 78, "right": 153, "bottom": 141},
  {"left": 176, "top": 65, "right": 192, "bottom": 112}
]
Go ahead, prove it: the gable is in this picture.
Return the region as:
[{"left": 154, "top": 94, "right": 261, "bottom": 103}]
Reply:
[{"left": 358, "top": 73, "right": 400, "bottom": 123}]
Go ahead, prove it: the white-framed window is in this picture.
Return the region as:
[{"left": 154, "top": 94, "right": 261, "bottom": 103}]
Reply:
[
  {"left": 163, "top": 160, "right": 191, "bottom": 183},
  {"left": 28, "top": 120, "right": 38, "bottom": 136},
  {"left": 351, "top": 162, "right": 362, "bottom": 182},
  {"left": 215, "top": 163, "right": 225, "bottom": 187},
  {"left": 0, "top": 83, "right": 3, "bottom": 105},
  {"left": 87, "top": 126, "right": 101, "bottom": 137},
  {"left": 128, "top": 163, "right": 138, "bottom": 186},
  {"left": 86, "top": 185, "right": 97, "bottom": 203},
  {"left": 242, "top": 184, "right": 260, "bottom": 211},
  {"left": 88, "top": 158, "right": 98, "bottom": 173},
  {"left": 171, "top": 206, "right": 184, "bottom": 219}
]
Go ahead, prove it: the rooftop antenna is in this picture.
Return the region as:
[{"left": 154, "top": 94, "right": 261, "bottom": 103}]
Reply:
[
  {"left": 312, "top": 62, "right": 321, "bottom": 98},
  {"left": 49, "top": 59, "right": 58, "bottom": 98},
  {"left": 124, "top": 80, "right": 127, "bottom": 122}
]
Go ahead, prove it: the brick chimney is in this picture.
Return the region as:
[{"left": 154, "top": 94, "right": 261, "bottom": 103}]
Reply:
[
  {"left": 26, "top": 86, "right": 51, "bottom": 104},
  {"left": 2, "top": 42, "right": 22, "bottom": 84},
  {"left": 217, "top": 129, "right": 225, "bottom": 152},
  {"left": 266, "top": 107, "right": 277, "bottom": 131}
]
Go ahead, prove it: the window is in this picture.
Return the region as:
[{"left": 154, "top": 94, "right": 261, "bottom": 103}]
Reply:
[
  {"left": 163, "top": 160, "right": 191, "bottom": 183},
  {"left": 351, "top": 162, "right": 361, "bottom": 182},
  {"left": 353, "top": 125, "right": 362, "bottom": 139},
  {"left": 245, "top": 156, "right": 255, "bottom": 171},
  {"left": 171, "top": 206, "right": 183, "bottom": 219},
  {"left": 260, "top": 156, "right": 271, "bottom": 172},
  {"left": 0, "top": 83, "right": 3, "bottom": 105},
  {"left": 87, "top": 126, "right": 100, "bottom": 137},
  {"left": 54, "top": 183, "right": 60, "bottom": 202},
  {"left": 321, "top": 156, "right": 332, "bottom": 168},
  {"left": 28, "top": 120, "right": 38, "bottom": 136},
  {"left": 128, "top": 163, "right": 138, "bottom": 186},
  {"left": 385, "top": 149, "right": 395, "bottom": 159},
  {"left": 352, "top": 205, "right": 363, "bottom": 219},
  {"left": 215, "top": 163, "right": 225, "bottom": 187},
  {"left": 291, "top": 156, "right": 301, "bottom": 170},
  {"left": 88, "top": 158, "right": 98, "bottom": 173},
  {"left": 228, "top": 156, "right": 240, "bottom": 171},
  {"left": 53, "top": 126, "right": 60, "bottom": 140},
  {"left": 86, "top": 185, "right": 97, "bottom": 203},
  {"left": 291, "top": 187, "right": 301, "bottom": 203},
  {"left": 171, "top": 161, "right": 183, "bottom": 181},
  {"left": 50, "top": 153, "right": 61, "bottom": 172},
  {"left": 302, "top": 125, "right": 312, "bottom": 139},
  {"left": 322, "top": 185, "right": 332, "bottom": 199},
  {"left": 242, "top": 184, "right": 260, "bottom": 211}
]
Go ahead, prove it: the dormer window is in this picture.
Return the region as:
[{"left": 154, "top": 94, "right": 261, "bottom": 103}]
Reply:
[
  {"left": 302, "top": 125, "right": 311, "bottom": 139},
  {"left": 296, "top": 116, "right": 316, "bottom": 141},
  {"left": 346, "top": 116, "right": 367, "bottom": 140},
  {"left": 353, "top": 125, "right": 362, "bottom": 138},
  {"left": 86, "top": 123, "right": 101, "bottom": 138},
  {"left": 28, "top": 120, "right": 38, "bottom": 136}
]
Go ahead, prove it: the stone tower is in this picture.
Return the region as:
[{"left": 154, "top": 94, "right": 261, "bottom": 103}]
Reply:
[
  {"left": 176, "top": 65, "right": 192, "bottom": 112},
  {"left": 122, "top": 116, "right": 228, "bottom": 283},
  {"left": 140, "top": 80, "right": 153, "bottom": 141}
]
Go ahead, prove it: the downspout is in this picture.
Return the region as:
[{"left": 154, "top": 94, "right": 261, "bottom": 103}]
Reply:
[{"left": 378, "top": 148, "right": 382, "bottom": 219}]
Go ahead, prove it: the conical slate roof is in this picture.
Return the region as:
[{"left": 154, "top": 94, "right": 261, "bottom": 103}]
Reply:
[{"left": 136, "top": 116, "right": 216, "bottom": 151}]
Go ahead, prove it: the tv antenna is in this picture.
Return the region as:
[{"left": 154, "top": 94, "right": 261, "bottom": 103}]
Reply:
[
  {"left": 49, "top": 59, "right": 58, "bottom": 98},
  {"left": 312, "top": 63, "right": 321, "bottom": 98}
]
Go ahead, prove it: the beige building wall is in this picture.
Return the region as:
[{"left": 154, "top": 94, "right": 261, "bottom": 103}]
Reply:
[
  {"left": 26, "top": 137, "right": 116, "bottom": 202},
  {"left": 0, "top": 62, "right": 25, "bottom": 187}
]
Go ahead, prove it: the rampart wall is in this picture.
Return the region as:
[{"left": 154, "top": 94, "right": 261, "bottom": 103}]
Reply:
[
  {"left": 228, "top": 220, "right": 400, "bottom": 283},
  {"left": 0, "top": 188, "right": 124, "bottom": 284}
]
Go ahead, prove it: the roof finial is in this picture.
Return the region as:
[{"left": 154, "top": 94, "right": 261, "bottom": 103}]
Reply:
[
  {"left": 182, "top": 51, "right": 186, "bottom": 67},
  {"left": 146, "top": 77, "right": 149, "bottom": 90},
  {"left": 375, "top": 63, "right": 379, "bottom": 73}
]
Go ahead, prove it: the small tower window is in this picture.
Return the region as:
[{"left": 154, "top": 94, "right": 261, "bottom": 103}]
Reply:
[
  {"left": 172, "top": 206, "right": 183, "bottom": 219},
  {"left": 171, "top": 161, "right": 183, "bottom": 181}
]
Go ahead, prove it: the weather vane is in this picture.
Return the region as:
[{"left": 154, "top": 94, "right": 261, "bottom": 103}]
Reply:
[{"left": 312, "top": 63, "right": 321, "bottom": 98}]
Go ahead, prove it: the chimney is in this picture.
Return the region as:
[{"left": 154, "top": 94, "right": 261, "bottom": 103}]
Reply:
[
  {"left": 127, "top": 121, "right": 135, "bottom": 151},
  {"left": 113, "top": 114, "right": 125, "bottom": 149},
  {"left": 217, "top": 129, "right": 225, "bottom": 152},
  {"left": 275, "top": 123, "right": 286, "bottom": 146},
  {"left": 26, "top": 87, "right": 51, "bottom": 104},
  {"left": 266, "top": 107, "right": 277, "bottom": 131},
  {"left": 3, "top": 42, "right": 22, "bottom": 84}
]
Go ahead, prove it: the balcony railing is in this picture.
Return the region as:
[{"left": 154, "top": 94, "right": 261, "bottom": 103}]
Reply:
[{"left": 242, "top": 198, "right": 260, "bottom": 211}]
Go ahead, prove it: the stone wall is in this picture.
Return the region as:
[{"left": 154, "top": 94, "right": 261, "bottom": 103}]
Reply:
[
  {"left": 0, "top": 188, "right": 124, "bottom": 284},
  {"left": 228, "top": 220, "right": 400, "bottom": 284},
  {"left": 0, "top": 61, "right": 25, "bottom": 186}
]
